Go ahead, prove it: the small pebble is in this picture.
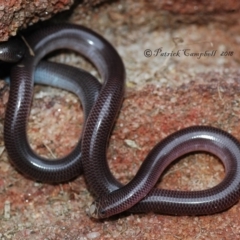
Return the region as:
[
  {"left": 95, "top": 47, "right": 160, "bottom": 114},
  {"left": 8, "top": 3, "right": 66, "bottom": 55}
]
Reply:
[{"left": 86, "top": 231, "right": 100, "bottom": 239}]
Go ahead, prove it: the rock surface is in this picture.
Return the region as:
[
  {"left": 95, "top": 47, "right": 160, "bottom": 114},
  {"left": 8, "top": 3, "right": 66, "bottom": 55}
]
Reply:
[
  {"left": 1, "top": 0, "right": 240, "bottom": 41},
  {"left": 0, "top": 0, "right": 73, "bottom": 41},
  {"left": 149, "top": 0, "right": 240, "bottom": 14},
  {"left": 0, "top": 0, "right": 107, "bottom": 41}
]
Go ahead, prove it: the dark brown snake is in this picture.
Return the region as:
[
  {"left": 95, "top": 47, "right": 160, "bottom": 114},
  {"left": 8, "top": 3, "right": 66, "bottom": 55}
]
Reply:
[{"left": 1, "top": 23, "right": 240, "bottom": 219}]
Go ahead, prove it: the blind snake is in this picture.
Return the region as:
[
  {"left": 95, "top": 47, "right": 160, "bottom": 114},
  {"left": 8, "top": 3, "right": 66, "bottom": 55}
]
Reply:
[
  {"left": 1, "top": 23, "right": 240, "bottom": 219},
  {"left": 1, "top": 36, "right": 101, "bottom": 182}
]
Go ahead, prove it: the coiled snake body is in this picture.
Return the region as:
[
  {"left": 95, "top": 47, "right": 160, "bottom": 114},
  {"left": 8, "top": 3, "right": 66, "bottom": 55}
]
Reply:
[{"left": 1, "top": 24, "right": 240, "bottom": 219}]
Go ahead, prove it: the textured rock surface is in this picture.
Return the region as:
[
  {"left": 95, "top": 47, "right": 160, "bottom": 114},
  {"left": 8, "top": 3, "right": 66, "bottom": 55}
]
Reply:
[
  {"left": 0, "top": 0, "right": 73, "bottom": 41},
  {"left": 146, "top": 0, "right": 240, "bottom": 26},
  {"left": 148, "top": 0, "right": 240, "bottom": 14},
  {"left": 1, "top": 0, "right": 240, "bottom": 41},
  {"left": 0, "top": 0, "right": 108, "bottom": 41}
]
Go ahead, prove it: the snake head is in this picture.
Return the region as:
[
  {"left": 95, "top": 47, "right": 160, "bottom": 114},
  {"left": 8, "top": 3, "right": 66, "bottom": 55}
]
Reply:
[
  {"left": 0, "top": 37, "right": 26, "bottom": 63},
  {"left": 88, "top": 200, "right": 107, "bottom": 219}
]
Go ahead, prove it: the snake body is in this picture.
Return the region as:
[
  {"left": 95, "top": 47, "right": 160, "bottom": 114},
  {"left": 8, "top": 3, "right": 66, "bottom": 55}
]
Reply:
[
  {"left": 2, "top": 24, "right": 240, "bottom": 218},
  {"left": 1, "top": 35, "right": 101, "bottom": 182}
]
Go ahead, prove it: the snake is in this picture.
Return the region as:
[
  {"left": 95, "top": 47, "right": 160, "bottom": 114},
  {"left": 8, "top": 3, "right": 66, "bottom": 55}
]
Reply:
[
  {"left": 1, "top": 36, "right": 101, "bottom": 182},
  {"left": 1, "top": 23, "right": 240, "bottom": 219}
]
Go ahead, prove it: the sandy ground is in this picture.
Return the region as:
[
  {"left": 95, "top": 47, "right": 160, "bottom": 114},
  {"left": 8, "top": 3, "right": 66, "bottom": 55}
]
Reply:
[{"left": 1, "top": 0, "right": 240, "bottom": 239}]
